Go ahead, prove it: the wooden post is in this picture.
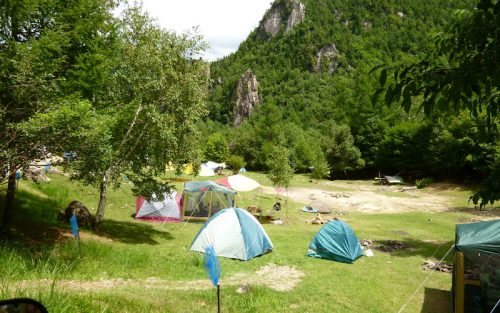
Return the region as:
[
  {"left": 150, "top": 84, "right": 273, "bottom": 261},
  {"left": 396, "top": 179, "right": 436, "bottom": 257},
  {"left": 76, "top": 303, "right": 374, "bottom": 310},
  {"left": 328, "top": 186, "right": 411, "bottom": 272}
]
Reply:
[{"left": 454, "top": 251, "right": 464, "bottom": 313}]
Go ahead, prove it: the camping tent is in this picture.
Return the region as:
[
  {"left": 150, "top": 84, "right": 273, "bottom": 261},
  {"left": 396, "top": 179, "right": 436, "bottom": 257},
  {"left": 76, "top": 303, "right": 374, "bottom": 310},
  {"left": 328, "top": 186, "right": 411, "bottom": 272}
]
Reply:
[
  {"left": 135, "top": 191, "right": 182, "bottom": 222},
  {"left": 182, "top": 181, "right": 236, "bottom": 221},
  {"left": 199, "top": 164, "right": 215, "bottom": 177},
  {"left": 306, "top": 220, "right": 363, "bottom": 263},
  {"left": 453, "top": 219, "right": 500, "bottom": 313},
  {"left": 215, "top": 175, "right": 260, "bottom": 192},
  {"left": 190, "top": 208, "right": 273, "bottom": 260}
]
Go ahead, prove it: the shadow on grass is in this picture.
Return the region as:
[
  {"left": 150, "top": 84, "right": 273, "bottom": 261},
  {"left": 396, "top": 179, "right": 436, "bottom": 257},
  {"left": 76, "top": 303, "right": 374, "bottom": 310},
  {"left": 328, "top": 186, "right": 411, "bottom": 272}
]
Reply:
[
  {"left": 98, "top": 219, "right": 174, "bottom": 245},
  {"left": 375, "top": 238, "right": 455, "bottom": 262},
  {"left": 449, "top": 207, "right": 500, "bottom": 218},
  {"left": 1, "top": 188, "right": 67, "bottom": 249},
  {"left": 421, "top": 288, "right": 452, "bottom": 313},
  {"left": 2, "top": 187, "right": 173, "bottom": 248}
]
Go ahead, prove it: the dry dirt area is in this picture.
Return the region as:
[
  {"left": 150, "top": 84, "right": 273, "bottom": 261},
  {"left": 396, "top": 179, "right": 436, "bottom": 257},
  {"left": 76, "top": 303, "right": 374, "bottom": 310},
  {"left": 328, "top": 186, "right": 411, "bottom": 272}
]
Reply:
[
  {"left": 273, "top": 181, "right": 456, "bottom": 213},
  {"left": 18, "top": 263, "right": 304, "bottom": 293}
]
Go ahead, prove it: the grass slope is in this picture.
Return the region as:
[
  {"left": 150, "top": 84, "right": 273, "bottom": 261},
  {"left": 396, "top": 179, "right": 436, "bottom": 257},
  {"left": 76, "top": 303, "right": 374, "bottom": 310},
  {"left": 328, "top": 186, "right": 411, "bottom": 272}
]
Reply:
[{"left": 0, "top": 171, "right": 495, "bottom": 312}]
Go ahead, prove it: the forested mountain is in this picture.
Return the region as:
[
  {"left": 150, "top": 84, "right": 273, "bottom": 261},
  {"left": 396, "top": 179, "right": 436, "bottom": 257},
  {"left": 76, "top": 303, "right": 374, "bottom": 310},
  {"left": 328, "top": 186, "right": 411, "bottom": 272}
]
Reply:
[{"left": 204, "top": 0, "right": 498, "bottom": 184}]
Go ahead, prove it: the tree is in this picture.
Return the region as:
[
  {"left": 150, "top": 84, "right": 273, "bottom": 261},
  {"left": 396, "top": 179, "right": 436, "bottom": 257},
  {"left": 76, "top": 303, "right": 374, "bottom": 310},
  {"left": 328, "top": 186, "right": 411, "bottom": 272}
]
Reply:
[
  {"left": 227, "top": 155, "right": 246, "bottom": 174},
  {"left": 204, "top": 133, "right": 229, "bottom": 162},
  {"left": 326, "top": 124, "right": 365, "bottom": 178},
  {"left": 266, "top": 134, "right": 294, "bottom": 188},
  {"left": 67, "top": 6, "right": 208, "bottom": 228},
  {"left": 376, "top": 0, "right": 500, "bottom": 207},
  {"left": 0, "top": 0, "right": 116, "bottom": 233},
  {"left": 311, "top": 150, "right": 330, "bottom": 180}
]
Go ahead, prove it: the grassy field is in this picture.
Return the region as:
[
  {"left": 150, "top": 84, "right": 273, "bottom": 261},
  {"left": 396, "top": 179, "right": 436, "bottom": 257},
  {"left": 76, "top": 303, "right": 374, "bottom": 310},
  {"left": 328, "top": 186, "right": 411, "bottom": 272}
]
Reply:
[{"left": 0, "top": 171, "right": 497, "bottom": 312}]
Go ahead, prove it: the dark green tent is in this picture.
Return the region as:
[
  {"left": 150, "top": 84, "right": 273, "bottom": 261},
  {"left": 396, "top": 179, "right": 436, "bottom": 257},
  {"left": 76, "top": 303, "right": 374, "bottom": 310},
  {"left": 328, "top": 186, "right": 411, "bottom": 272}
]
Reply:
[
  {"left": 453, "top": 219, "right": 500, "bottom": 313},
  {"left": 306, "top": 220, "right": 363, "bottom": 264}
]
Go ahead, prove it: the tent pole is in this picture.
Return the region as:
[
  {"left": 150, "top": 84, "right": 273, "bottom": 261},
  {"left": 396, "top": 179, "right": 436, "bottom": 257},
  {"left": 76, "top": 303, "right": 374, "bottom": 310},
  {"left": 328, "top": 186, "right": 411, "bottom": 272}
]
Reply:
[{"left": 217, "top": 284, "right": 221, "bottom": 313}]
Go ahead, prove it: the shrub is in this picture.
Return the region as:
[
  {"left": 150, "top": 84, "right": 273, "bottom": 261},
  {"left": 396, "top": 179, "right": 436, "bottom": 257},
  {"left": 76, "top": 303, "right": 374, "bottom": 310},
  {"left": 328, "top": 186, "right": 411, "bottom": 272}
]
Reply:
[
  {"left": 227, "top": 155, "right": 246, "bottom": 174},
  {"left": 415, "top": 177, "right": 434, "bottom": 189}
]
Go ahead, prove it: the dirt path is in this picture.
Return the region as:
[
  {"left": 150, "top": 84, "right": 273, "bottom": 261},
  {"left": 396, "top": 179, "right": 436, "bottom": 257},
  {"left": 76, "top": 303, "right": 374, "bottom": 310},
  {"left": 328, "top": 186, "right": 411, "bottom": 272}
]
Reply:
[
  {"left": 18, "top": 264, "right": 304, "bottom": 293},
  {"left": 269, "top": 181, "right": 453, "bottom": 213}
]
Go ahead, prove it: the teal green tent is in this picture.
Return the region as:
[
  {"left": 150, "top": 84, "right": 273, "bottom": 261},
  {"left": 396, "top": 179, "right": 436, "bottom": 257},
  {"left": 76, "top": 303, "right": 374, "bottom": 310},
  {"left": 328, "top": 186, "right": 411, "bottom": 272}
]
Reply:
[
  {"left": 307, "top": 220, "right": 363, "bottom": 264},
  {"left": 182, "top": 181, "right": 236, "bottom": 221},
  {"left": 453, "top": 219, "right": 500, "bottom": 313}
]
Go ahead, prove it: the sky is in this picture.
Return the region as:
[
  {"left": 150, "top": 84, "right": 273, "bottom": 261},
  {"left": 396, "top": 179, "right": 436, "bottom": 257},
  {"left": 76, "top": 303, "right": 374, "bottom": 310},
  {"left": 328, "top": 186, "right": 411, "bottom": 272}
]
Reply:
[{"left": 141, "top": 0, "right": 272, "bottom": 61}]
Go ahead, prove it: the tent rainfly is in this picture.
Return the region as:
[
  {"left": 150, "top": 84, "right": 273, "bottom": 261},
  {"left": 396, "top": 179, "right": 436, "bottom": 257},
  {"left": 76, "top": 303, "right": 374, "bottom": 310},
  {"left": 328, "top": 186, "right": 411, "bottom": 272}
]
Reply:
[
  {"left": 135, "top": 192, "right": 182, "bottom": 222},
  {"left": 453, "top": 219, "right": 500, "bottom": 313},
  {"left": 215, "top": 174, "right": 260, "bottom": 192},
  {"left": 190, "top": 208, "right": 273, "bottom": 260},
  {"left": 307, "top": 220, "right": 363, "bottom": 264},
  {"left": 182, "top": 181, "right": 236, "bottom": 221}
]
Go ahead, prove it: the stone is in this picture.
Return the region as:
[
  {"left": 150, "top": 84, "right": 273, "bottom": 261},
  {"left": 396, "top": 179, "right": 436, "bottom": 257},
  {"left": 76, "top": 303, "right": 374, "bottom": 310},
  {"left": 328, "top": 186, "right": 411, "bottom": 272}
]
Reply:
[
  {"left": 233, "top": 69, "right": 260, "bottom": 126},
  {"left": 58, "top": 200, "right": 95, "bottom": 229},
  {"left": 236, "top": 283, "right": 251, "bottom": 294},
  {"left": 314, "top": 44, "right": 340, "bottom": 74}
]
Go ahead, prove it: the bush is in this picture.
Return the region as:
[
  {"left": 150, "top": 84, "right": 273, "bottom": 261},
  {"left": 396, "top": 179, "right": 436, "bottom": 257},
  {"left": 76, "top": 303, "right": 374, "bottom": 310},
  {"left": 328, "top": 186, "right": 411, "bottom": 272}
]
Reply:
[
  {"left": 227, "top": 155, "right": 246, "bottom": 174},
  {"left": 415, "top": 177, "right": 434, "bottom": 189}
]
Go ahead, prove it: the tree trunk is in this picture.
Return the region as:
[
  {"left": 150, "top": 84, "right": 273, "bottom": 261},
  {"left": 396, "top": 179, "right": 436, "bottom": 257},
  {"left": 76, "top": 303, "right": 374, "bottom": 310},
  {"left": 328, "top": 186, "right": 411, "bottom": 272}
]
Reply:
[
  {"left": 1, "top": 167, "right": 17, "bottom": 236},
  {"left": 95, "top": 169, "right": 111, "bottom": 230}
]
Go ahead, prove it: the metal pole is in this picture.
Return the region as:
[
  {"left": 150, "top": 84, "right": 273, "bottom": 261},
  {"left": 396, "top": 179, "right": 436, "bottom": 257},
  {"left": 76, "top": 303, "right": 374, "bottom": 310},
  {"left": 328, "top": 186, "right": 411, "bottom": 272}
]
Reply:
[{"left": 217, "top": 284, "right": 221, "bottom": 313}]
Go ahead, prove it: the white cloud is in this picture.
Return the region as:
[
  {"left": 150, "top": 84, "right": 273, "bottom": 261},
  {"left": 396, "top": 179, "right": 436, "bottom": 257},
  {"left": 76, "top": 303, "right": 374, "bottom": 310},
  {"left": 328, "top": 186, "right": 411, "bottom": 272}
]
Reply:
[{"left": 141, "top": 0, "right": 271, "bottom": 61}]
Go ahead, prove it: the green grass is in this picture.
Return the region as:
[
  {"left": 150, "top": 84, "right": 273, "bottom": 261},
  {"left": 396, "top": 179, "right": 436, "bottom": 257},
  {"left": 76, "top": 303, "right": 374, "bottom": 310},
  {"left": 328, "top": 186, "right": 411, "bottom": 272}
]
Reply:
[{"left": 0, "top": 172, "right": 497, "bottom": 312}]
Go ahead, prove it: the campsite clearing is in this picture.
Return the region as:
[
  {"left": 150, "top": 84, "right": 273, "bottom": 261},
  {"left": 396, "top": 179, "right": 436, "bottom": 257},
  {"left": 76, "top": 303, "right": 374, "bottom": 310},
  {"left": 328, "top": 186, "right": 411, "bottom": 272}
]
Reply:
[
  {"left": 0, "top": 172, "right": 499, "bottom": 313},
  {"left": 275, "top": 181, "right": 457, "bottom": 214}
]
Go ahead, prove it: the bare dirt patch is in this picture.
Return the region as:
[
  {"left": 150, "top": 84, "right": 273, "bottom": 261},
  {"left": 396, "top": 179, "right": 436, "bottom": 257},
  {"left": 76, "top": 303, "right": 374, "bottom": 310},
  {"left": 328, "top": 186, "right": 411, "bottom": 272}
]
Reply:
[
  {"left": 18, "top": 263, "right": 304, "bottom": 293},
  {"left": 276, "top": 181, "right": 453, "bottom": 213}
]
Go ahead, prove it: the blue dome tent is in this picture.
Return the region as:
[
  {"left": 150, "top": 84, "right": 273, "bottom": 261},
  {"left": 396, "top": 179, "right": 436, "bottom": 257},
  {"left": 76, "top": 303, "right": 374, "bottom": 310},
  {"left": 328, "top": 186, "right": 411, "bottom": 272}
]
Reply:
[
  {"left": 307, "top": 220, "right": 363, "bottom": 264},
  {"left": 190, "top": 208, "right": 273, "bottom": 261}
]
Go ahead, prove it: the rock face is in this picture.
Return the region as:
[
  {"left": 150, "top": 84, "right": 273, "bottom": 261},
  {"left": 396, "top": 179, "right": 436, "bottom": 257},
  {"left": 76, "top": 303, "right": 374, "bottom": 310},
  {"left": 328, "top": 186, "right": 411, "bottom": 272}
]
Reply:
[
  {"left": 233, "top": 69, "right": 260, "bottom": 127},
  {"left": 314, "top": 44, "right": 340, "bottom": 74},
  {"left": 259, "top": 0, "right": 305, "bottom": 39},
  {"left": 286, "top": 1, "right": 306, "bottom": 32},
  {"left": 262, "top": 9, "right": 282, "bottom": 37}
]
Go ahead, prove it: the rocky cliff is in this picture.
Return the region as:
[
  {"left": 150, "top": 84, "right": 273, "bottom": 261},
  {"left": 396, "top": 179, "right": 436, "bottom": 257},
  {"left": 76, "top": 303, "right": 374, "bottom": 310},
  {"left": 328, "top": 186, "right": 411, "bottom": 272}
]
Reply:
[
  {"left": 259, "top": 0, "right": 305, "bottom": 39},
  {"left": 233, "top": 69, "right": 260, "bottom": 126},
  {"left": 314, "top": 44, "right": 340, "bottom": 74}
]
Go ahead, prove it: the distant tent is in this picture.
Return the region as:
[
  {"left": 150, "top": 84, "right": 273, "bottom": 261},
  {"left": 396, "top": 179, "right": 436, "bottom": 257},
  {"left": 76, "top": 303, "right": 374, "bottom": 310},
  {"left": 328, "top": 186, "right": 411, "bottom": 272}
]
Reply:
[
  {"left": 239, "top": 168, "right": 247, "bottom": 173},
  {"left": 307, "top": 220, "right": 363, "bottom": 263},
  {"left": 205, "top": 161, "right": 226, "bottom": 170},
  {"left": 199, "top": 164, "right": 215, "bottom": 177},
  {"left": 190, "top": 208, "right": 273, "bottom": 260},
  {"left": 453, "top": 219, "right": 500, "bottom": 313},
  {"left": 384, "top": 175, "right": 404, "bottom": 184},
  {"left": 182, "top": 181, "right": 236, "bottom": 221},
  {"left": 135, "top": 191, "right": 182, "bottom": 222},
  {"left": 215, "top": 175, "right": 260, "bottom": 192}
]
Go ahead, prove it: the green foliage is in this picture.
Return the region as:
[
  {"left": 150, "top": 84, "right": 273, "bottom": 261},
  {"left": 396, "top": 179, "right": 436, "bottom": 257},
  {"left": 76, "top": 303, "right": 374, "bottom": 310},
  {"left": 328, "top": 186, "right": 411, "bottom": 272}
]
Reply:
[
  {"left": 311, "top": 150, "right": 330, "bottom": 180},
  {"left": 376, "top": 0, "right": 499, "bottom": 205},
  {"left": 204, "top": 133, "right": 229, "bottom": 162},
  {"left": 266, "top": 134, "right": 294, "bottom": 188},
  {"left": 470, "top": 147, "right": 500, "bottom": 209},
  {"left": 205, "top": 0, "right": 476, "bottom": 185},
  {"left": 326, "top": 124, "right": 365, "bottom": 176},
  {"left": 377, "top": 0, "right": 499, "bottom": 126},
  {"left": 415, "top": 177, "right": 434, "bottom": 189},
  {"left": 227, "top": 155, "right": 246, "bottom": 174}
]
